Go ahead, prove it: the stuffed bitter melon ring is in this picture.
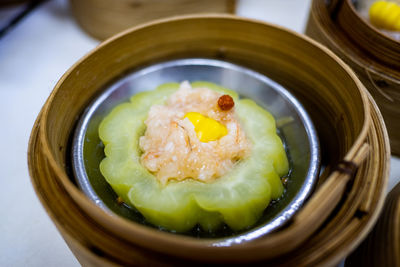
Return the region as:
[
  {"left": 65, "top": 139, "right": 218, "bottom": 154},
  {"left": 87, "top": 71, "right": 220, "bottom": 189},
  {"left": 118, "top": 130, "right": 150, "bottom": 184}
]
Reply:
[{"left": 99, "top": 81, "right": 289, "bottom": 232}]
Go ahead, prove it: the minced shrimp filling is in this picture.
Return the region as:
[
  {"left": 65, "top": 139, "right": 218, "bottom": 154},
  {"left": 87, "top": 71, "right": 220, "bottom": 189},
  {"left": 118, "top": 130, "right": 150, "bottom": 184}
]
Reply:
[{"left": 139, "top": 81, "right": 251, "bottom": 184}]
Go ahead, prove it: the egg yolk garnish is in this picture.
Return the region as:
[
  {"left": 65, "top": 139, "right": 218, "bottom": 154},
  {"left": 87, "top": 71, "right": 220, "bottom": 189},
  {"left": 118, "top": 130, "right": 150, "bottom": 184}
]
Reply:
[
  {"left": 369, "top": 1, "right": 400, "bottom": 31},
  {"left": 184, "top": 112, "right": 228, "bottom": 142}
]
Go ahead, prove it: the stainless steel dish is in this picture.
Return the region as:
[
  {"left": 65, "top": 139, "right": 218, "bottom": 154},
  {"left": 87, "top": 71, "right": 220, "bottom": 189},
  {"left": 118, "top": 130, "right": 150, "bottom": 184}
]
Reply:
[{"left": 72, "top": 58, "right": 320, "bottom": 241}]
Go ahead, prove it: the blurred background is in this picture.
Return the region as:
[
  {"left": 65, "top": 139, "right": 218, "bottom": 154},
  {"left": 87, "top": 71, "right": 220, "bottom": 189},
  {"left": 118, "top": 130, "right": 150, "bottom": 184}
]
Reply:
[{"left": 0, "top": 0, "right": 399, "bottom": 266}]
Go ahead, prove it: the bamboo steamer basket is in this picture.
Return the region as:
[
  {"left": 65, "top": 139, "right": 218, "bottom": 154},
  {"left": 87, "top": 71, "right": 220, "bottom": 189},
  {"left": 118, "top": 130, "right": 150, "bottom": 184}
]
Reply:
[
  {"left": 345, "top": 181, "right": 400, "bottom": 266},
  {"left": 306, "top": 0, "right": 400, "bottom": 156},
  {"left": 69, "top": 0, "right": 236, "bottom": 40},
  {"left": 28, "top": 15, "right": 390, "bottom": 265}
]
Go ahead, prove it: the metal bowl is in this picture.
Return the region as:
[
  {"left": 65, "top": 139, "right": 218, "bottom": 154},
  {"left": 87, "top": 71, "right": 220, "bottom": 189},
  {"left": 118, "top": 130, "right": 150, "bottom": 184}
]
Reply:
[{"left": 72, "top": 58, "right": 320, "bottom": 241}]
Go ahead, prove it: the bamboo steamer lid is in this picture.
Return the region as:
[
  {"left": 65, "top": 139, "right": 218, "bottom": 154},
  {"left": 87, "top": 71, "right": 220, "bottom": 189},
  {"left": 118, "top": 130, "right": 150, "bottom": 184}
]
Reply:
[
  {"left": 306, "top": 0, "right": 400, "bottom": 156},
  {"left": 28, "top": 15, "right": 390, "bottom": 265},
  {"left": 69, "top": 0, "right": 236, "bottom": 40},
  {"left": 345, "top": 181, "right": 400, "bottom": 266}
]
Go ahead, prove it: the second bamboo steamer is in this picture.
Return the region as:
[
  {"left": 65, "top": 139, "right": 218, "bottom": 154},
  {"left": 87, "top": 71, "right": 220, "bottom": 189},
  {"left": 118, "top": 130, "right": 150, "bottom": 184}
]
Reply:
[{"left": 306, "top": 0, "right": 400, "bottom": 156}]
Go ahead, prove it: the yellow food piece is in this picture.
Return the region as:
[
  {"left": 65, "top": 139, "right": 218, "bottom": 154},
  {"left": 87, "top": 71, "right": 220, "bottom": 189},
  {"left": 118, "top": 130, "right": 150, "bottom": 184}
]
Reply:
[
  {"left": 99, "top": 82, "right": 288, "bottom": 232},
  {"left": 369, "top": 1, "right": 400, "bottom": 31},
  {"left": 184, "top": 112, "right": 228, "bottom": 142}
]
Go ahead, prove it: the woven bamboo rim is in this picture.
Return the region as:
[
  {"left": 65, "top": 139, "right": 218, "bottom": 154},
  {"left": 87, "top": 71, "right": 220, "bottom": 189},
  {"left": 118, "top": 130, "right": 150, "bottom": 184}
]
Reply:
[
  {"left": 345, "top": 181, "right": 400, "bottom": 266},
  {"left": 28, "top": 15, "right": 390, "bottom": 265},
  {"left": 306, "top": 0, "right": 400, "bottom": 156}
]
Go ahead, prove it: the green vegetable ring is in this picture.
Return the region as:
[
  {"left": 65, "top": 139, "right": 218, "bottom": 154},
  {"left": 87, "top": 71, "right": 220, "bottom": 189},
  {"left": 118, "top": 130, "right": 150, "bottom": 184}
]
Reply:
[{"left": 99, "top": 82, "right": 289, "bottom": 232}]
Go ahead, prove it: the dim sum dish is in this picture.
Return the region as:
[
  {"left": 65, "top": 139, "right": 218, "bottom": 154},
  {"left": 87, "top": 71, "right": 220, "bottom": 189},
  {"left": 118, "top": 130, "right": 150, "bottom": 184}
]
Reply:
[
  {"left": 72, "top": 58, "right": 320, "bottom": 237},
  {"left": 99, "top": 80, "right": 288, "bottom": 232}
]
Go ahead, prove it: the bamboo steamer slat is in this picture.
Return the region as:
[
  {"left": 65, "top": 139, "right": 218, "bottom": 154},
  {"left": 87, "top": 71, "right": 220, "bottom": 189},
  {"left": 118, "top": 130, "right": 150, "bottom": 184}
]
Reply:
[
  {"left": 28, "top": 15, "right": 390, "bottom": 265},
  {"left": 69, "top": 0, "right": 236, "bottom": 40},
  {"left": 306, "top": 0, "right": 400, "bottom": 156},
  {"left": 345, "top": 181, "right": 400, "bottom": 266}
]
